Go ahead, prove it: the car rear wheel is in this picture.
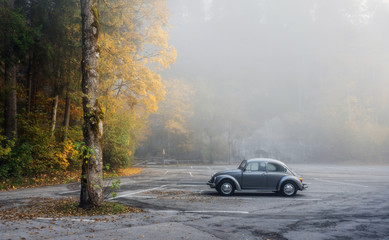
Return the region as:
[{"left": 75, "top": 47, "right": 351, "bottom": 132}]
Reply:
[
  {"left": 281, "top": 181, "right": 297, "bottom": 197},
  {"left": 217, "top": 180, "right": 235, "bottom": 196}
]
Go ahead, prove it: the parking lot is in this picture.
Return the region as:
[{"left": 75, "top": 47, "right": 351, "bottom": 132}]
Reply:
[{"left": 1, "top": 163, "right": 389, "bottom": 239}]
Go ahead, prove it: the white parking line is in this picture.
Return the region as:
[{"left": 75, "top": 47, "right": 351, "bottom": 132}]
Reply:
[
  {"left": 207, "top": 166, "right": 212, "bottom": 170},
  {"left": 109, "top": 185, "right": 167, "bottom": 200},
  {"left": 291, "top": 198, "right": 322, "bottom": 201},
  {"left": 164, "top": 170, "right": 169, "bottom": 175},
  {"left": 188, "top": 172, "right": 193, "bottom": 177},
  {"left": 313, "top": 178, "right": 369, "bottom": 188},
  {"left": 152, "top": 210, "right": 249, "bottom": 214},
  {"left": 58, "top": 190, "right": 79, "bottom": 195},
  {"left": 185, "top": 210, "right": 249, "bottom": 214},
  {"left": 128, "top": 195, "right": 157, "bottom": 199}
]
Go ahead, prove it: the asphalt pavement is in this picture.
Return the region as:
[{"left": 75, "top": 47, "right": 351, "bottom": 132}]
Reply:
[{"left": 1, "top": 162, "right": 389, "bottom": 240}]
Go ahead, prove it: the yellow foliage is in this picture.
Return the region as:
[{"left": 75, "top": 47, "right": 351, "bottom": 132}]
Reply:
[
  {"left": 117, "top": 167, "right": 142, "bottom": 177},
  {"left": 97, "top": 0, "right": 176, "bottom": 165},
  {"left": 55, "top": 140, "right": 77, "bottom": 170},
  {"left": 99, "top": 0, "right": 175, "bottom": 119}
]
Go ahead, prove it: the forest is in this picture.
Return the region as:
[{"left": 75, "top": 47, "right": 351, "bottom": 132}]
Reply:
[{"left": 0, "top": 0, "right": 176, "bottom": 187}]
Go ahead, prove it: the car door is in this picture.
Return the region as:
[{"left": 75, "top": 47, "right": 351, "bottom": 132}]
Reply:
[
  {"left": 266, "top": 162, "right": 288, "bottom": 190},
  {"left": 242, "top": 162, "right": 267, "bottom": 189}
]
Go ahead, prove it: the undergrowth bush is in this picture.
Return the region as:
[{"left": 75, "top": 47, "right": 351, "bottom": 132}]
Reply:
[{"left": 0, "top": 112, "right": 83, "bottom": 180}]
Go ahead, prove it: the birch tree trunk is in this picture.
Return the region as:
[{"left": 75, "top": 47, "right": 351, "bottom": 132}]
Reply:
[
  {"left": 62, "top": 89, "right": 71, "bottom": 142},
  {"left": 50, "top": 95, "right": 59, "bottom": 136},
  {"left": 79, "top": 0, "right": 104, "bottom": 208}
]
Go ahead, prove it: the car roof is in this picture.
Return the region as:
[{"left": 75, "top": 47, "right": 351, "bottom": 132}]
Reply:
[{"left": 246, "top": 158, "right": 286, "bottom": 165}]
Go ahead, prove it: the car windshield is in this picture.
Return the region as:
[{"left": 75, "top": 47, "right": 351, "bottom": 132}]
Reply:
[{"left": 238, "top": 160, "right": 247, "bottom": 170}]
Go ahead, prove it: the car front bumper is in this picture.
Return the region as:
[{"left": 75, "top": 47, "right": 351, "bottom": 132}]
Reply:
[{"left": 207, "top": 181, "right": 216, "bottom": 188}]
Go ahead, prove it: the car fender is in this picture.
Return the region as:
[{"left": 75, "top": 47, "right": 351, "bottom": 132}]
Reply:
[
  {"left": 278, "top": 176, "right": 303, "bottom": 191},
  {"left": 214, "top": 175, "right": 242, "bottom": 191}
]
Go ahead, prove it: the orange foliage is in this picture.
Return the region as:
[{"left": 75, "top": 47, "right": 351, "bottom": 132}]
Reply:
[{"left": 117, "top": 167, "right": 142, "bottom": 177}]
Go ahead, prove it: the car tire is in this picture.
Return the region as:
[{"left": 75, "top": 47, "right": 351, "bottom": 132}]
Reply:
[
  {"left": 217, "top": 180, "right": 235, "bottom": 196},
  {"left": 281, "top": 181, "right": 297, "bottom": 197}
]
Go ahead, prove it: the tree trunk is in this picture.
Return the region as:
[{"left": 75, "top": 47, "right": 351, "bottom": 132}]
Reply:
[
  {"left": 79, "top": 0, "right": 104, "bottom": 208},
  {"left": 62, "top": 89, "right": 71, "bottom": 142},
  {"left": 26, "top": 50, "right": 35, "bottom": 113},
  {"left": 50, "top": 95, "right": 59, "bottom": 136}
]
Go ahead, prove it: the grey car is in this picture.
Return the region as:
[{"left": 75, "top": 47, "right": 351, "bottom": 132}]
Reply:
[{"left": 207, "top": 158, "right": 307, "bottom": 196}]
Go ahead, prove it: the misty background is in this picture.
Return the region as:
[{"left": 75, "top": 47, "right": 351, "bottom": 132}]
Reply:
[{"left": 136, "top": 0, "right": 389, "bottom": 164}]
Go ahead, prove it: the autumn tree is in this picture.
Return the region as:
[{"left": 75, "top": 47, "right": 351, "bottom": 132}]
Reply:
[
  {"left": 98, "top": 0, "right": 176, "bottom": 168},
  {"left": 79, "top": 0, "right": 104, "bottom": 208}
]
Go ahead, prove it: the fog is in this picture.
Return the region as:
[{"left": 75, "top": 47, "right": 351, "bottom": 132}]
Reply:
[{"left": 138, "top": 0, "right": 389, "bottom": 164}]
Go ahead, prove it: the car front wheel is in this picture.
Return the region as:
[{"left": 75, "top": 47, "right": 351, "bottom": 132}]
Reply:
[
  {"left": 217, "top": 180, "right": 235, "bottom": 196},
  {"left": 281, "top": 181, "right": 297, "bottom": 197}
]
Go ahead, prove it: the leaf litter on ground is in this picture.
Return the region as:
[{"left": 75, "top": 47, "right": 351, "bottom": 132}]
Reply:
[{"left": 0, "top": 197, "right": 145, "bottom": 222}]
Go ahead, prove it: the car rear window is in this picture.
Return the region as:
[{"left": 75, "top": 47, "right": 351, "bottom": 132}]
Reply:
[{"left": 267, "top": 163, "right": 286, "bottom": 172}]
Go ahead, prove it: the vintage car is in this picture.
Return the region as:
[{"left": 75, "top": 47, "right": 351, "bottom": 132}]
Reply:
[{"left": 207, "top": 158, "right": 307, "bottom": 196}]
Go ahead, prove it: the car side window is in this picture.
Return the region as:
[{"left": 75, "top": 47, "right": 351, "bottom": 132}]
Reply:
[
  {"left": 267, "top": 163, "right": 285, "bottom": 172},
  {"left": 259, "top": 162, "right": 266, "bottom": 171},
  {"left": 246, "top": 162, "right": 259, "bottom": 171}
]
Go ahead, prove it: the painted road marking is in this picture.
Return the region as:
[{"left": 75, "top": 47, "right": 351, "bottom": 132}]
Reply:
[
  {"left": 185, "top": 210, "right": 249, "bottom": 214},
  {"left": 126, "top": 195, "right": 157, "bottom": 199},
  {"left": 314, "top": 178, "right": 369, "bottom": 188},
  {"left": 153, "top": 210, "right": 249, "bottom": 214},
  {"left": 291, "top": 198, "right": 322, "bottom": 201},
  {"left": 58, "top": 190, "right": 79, "bottom": 195},
  {"left": 188, "top": 172, "right": 193, "bottom": 177},
  {"left": 109, "top": 185, "right": 167, "bottom": 200},
  {"left": 177, "top": 183, "right": 205, "bottom": 186},
  {"left": 164, "top": 170, "right": 169, "bottom": 175}
]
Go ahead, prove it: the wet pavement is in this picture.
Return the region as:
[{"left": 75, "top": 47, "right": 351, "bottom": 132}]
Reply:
[{"left": 1, "top": 163, "right": 389, "bottom": 239}]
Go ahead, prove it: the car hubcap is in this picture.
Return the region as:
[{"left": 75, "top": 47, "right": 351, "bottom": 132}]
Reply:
[
  {"left": 221, "top": 182, "right": 232, "bottom": 194},
  {"left": 283, "top": 183, "right": 295, "bottom": 196}
]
